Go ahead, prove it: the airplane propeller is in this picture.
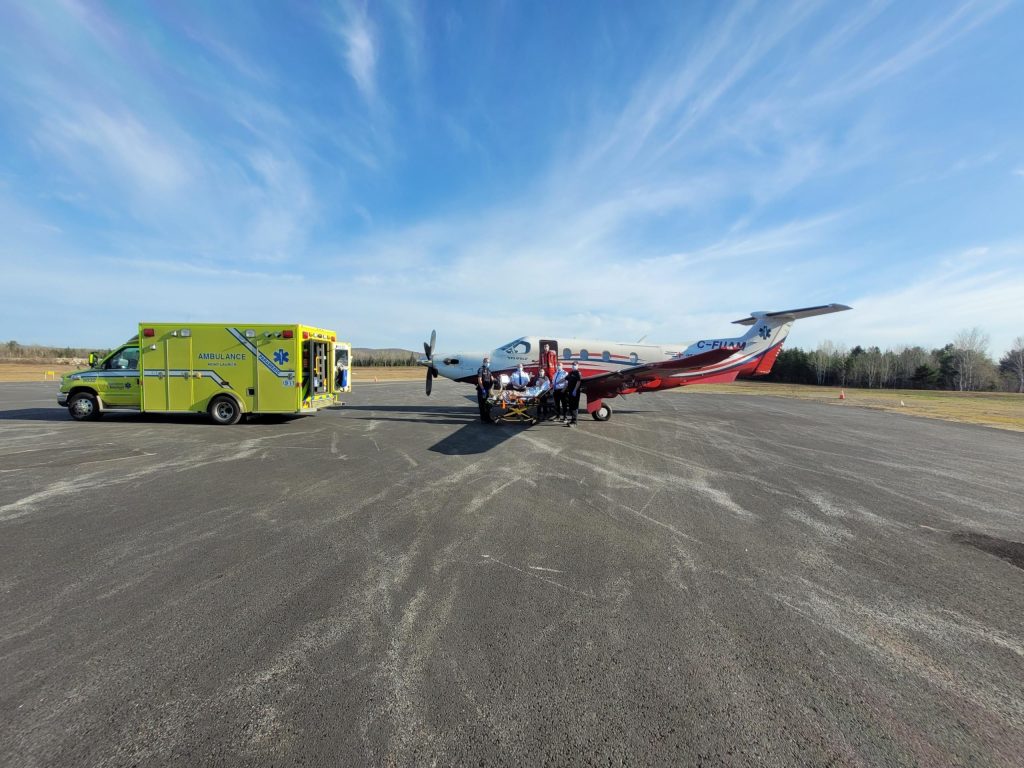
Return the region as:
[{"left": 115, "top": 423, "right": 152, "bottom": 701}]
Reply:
[{"left": 422, "top": 329, "right": 438, "bottom": 396}]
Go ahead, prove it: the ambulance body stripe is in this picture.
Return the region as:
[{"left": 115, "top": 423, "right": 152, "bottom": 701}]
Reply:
[
  {"left": 226, "top": 328, "right": 292, "bottom": 378},
  {"left": 142, "top": 370, "right": 231, "bottom": 388}
]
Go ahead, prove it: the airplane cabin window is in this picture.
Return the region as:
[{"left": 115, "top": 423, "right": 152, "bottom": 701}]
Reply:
[
  {"left": 602, "top": 351, "right": 610, "bottom": 362},
  {"left": 630, "top": 352, "right": 639, "bottom": 364},
  {"left": 563, "top": 348, "right": 572, "bottom": 360},
  {"left": 580, "top": 349, "right": 589, "bottom": 361}
]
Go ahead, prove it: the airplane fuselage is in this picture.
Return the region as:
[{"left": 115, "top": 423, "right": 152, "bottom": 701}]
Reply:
[{"left": 432, "top": 330, "right": 784, "bottom": 389}]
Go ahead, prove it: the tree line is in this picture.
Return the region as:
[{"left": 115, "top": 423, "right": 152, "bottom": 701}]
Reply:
[
  {"left": 764, "top": 329, "right": 1024, "bottom": 393},
  {"left": 1, "top": 340, "right": 98, "bottom": 361}
]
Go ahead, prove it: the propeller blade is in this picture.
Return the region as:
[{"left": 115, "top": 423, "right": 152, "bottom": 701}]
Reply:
[{"left": 423, "top": 330, "right": 437, "bottom": 395}]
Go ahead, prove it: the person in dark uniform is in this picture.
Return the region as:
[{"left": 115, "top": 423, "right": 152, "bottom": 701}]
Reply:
[
  {"left": 476, "top": 356, "right": 494, "bottom": 423},
  {"left": 565, "top": 361, "right": 582, "bottom": 426}
]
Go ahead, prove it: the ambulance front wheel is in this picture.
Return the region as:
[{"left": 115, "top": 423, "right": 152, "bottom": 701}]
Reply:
[
  {"left": 208, "top": 395, "right": 243, "bottom": 426},
  {"left": 68, "top": 392, "right": 101, "bottom": 421}
]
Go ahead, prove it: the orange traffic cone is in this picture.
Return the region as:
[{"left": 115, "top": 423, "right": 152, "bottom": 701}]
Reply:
[{"left": 839, "top": 389, "right": 846, "bottom": 400}]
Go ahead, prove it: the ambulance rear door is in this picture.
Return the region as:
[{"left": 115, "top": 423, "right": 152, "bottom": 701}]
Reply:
[
  {"left": 334, "top": 342, "right": 351, "bottom": 396},
  {"left": 302, "top": 335, "right": 332, "bottom": 409}
]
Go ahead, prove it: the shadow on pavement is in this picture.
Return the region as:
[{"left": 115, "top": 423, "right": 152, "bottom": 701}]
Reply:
[
  {"left": 0, "top": 408, "right": 303, "bottom": 426},
  {"left": 343, "top": 404, "right": 476, "bottom": 417},
  {"left": 429, "top": 421, "right": 523, "bottom": 455},
  {"left": 0, "top": 408, "right": 70, "bottom": 422}
]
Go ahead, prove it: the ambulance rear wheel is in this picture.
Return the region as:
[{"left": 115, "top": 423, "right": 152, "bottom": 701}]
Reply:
[
  {"left": 591, "top": 403, "right": 612, "bottom": 421},
  {"left": 208, "top": 395, "right": 242, "bottom": 425},
  {"left": 68, "top": 392, "right": 101, "bottom": 421}
]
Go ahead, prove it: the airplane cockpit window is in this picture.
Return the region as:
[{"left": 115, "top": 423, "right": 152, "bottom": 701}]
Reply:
[{"left": 499, "top": 338, "right": 531, "bottom": 355}]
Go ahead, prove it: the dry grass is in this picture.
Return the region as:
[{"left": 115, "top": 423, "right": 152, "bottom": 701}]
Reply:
[
  {"left": 351, "top": 366, "right": 422, "bottom": 382},
  {"left": 0, "top": 363, "right": 81, "bottom": 382},
  {"left": 683, "top": 381, "right": 1024, "bottom": 432}
]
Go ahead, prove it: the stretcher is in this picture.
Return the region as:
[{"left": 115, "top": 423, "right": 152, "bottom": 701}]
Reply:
[{"left": 487, "top": 385, "right": 548, "bottom": 425}]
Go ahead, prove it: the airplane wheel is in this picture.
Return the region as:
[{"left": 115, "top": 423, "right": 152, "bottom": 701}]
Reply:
[{"left": 591, "top": 403, "right": 612, "bottom": 421}]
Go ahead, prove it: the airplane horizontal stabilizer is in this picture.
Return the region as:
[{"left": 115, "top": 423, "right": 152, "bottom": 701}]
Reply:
[{"left": 731, "top": 303, "right": 852, "bottom": 326}]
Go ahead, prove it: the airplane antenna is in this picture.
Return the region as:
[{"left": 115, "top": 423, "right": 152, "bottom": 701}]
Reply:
[{"left": 635, "top": 334, "right": 647, "bottom": 344}]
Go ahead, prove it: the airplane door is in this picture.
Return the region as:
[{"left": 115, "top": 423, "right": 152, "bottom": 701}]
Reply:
[{"left": 539, "top": 339, "right": 558, "bottom": 374}]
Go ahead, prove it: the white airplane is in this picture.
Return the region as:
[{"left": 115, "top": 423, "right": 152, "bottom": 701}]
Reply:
[{"left": 420, "top": 304, "right": 851, "bottom": 421}]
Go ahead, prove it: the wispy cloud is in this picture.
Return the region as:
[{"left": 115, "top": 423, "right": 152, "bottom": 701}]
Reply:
[
  {"left": 839, "top": 0, "right": 1010, "bottom": 94},
  {"left": 835, "top": 243, "right": 1024, "bottom": 354},
  {"left": 335, "top": 1, "right": 378, "bottom": 103},
  {"left": 38, "top": 104, "right": 191, "bottom": 194}
]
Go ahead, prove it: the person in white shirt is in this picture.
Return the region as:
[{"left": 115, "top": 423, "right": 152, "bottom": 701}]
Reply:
[
  {"left": 509, "top": 364, "right": 530, "bottom": 391},
  {"left": 552, "top": 363, "right": 568, "bottom": 421}
]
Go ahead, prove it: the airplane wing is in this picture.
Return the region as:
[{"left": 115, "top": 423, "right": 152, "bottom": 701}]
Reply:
[{"left": 580, "top": 347, "right": 737, "bottom": 397}]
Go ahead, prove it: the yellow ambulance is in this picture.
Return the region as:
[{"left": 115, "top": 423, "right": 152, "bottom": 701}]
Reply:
[{"left": 58, "top": 323, "right": 352, "bottom": 424}]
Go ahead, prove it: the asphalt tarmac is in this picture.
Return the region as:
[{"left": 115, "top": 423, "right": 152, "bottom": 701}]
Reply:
[{"left": 1, "top": 380, "right": 1023, "bottom": 766}]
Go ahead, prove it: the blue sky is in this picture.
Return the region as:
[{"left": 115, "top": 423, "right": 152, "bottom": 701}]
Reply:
[{"left": 2, "top": 1, "right": 1022, "bottom": 356}]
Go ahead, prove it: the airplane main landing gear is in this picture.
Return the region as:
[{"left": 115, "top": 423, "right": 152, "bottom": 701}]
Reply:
[{"left": 589, "top": 401, "right": 612, "bottom": 421}]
